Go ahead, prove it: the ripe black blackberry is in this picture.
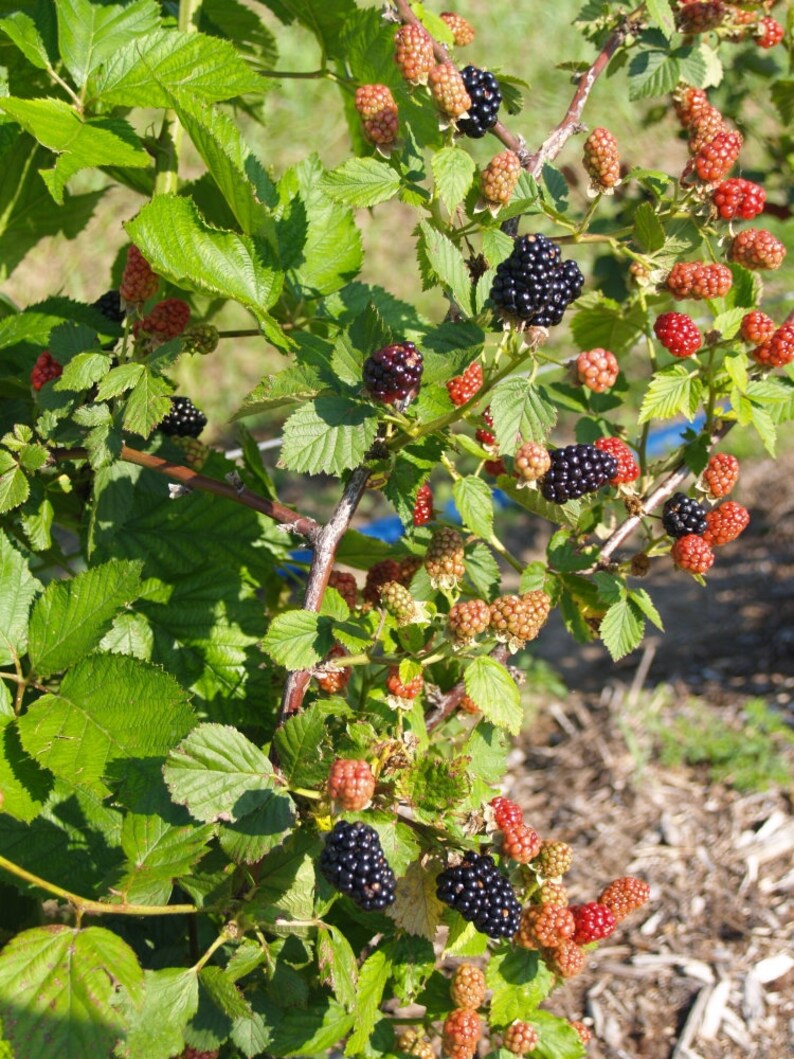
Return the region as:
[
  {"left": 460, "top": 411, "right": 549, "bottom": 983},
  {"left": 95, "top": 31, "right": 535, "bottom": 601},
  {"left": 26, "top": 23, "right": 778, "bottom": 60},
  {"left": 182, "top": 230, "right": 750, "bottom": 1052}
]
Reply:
[
  {"left": 457, "top": 65, "right": 502, "bottom": 138},
  {"left": 92, "top": 290, "right": 126, "bottom": 324},
  {"left": 319, "top": 820, "right": 396, "bottom": 911},
  {"left": 363, "top": 342, "right": 423, "bottom": 406},
  {"left": 662, "top": 492, "right": 707, "bottom": 538},
  {"left": 436, "top": 851, "right": 521, "bottom": 939},
  {"left": 158, "top": 395, "right": 207, "bottom": 438},
  {"left": 490, "top": 235, "right": 584, "bottom": 327},
  {"left": 540, "top": 443, "right": 618, "bottom": 503}
]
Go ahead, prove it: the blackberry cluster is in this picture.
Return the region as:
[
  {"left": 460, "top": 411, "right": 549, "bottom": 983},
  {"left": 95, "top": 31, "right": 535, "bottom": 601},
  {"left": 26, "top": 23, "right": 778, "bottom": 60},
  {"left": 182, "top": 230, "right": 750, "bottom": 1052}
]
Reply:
[
  {"left": 436, "top": 852, "right": 521, "bottom": 939},
  {"left": 662, "top": 492, "right": 707, "bottom": 538},
  {"left": 319, "top": 821, "right": 396, "bottom": 911},
  {"left": 490, "top": 235, "right": 584, "bottom": 327},
  {"left": 92, "top": 290, "right": 125, "bottom": 324},
  {"left": 158, "top": 395, "right": 207, "bottom": 438},
  {"left": 363, "top": 342, "right": 423, "bottom": 405},
  {"left": 539, "top": 443, "right": 618, "bottom": 503},
  {"left": 457, "top": 65, "right": 501, "bottom": 138}
]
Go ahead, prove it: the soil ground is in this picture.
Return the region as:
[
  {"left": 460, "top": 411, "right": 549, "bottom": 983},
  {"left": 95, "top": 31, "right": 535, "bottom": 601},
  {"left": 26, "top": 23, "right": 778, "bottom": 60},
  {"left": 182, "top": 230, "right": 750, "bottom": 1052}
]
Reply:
[{"left": 505, "top": 452, "right": 794, "bottom": 1058}]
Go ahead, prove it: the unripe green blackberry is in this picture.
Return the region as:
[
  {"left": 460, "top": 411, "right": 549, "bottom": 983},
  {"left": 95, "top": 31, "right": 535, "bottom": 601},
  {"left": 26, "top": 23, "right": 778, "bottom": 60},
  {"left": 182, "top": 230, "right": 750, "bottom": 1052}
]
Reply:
[
  {"left": 728, "top": 228, "right": 786, "bottom": 271},
  {"left": 380, "top": 580, "right": 417, "bottom": 625},
  {"left": 516, "top": 903, "right": 575, "bottom": 949},
  {"left": 503, "top": 1020, "right": 539, "bottom": 1056},
  {"left": 447, "top": 598, "right": 491, "bottom": 644},
  {"left": 394, "top": 23, "right": 434, "bottom": 84},
  {"left": 170, "top": 435, "right": 209, "bottom": 471},
  {"left": 440, "top": 11, "right": 476, "bottom": 46},
  {"left": 428, "top": 62, "right": 472, "bottom": 120},
  {"left": 582, "top": 127, "right": 621, "bottom": 191},
  {"left": 449, "top": 963, "right": 486, "bottom": 1010},
  {"left": 514, "top": 441, "right": 551, "bottom": 486},
  {"left": 489, "top": 594, "right": 538, "bottom": 652},
  {"left": 534, "top": 840, "right": 573, "bottom": 879},
  {"left": 425, "top": 528, "right": 465, "bottom": 589},
  {"left": 181, "top": 324, "right": 219, "bottom": 356},
  {"left": 480, "top": 150, "right": 522, "bottom": 206},
  {"left": 397, "top": 1029, "right": 435, "bottom": 1059},
  {"left": 538, "top": 880, "right": 569, "bottom": 907}
]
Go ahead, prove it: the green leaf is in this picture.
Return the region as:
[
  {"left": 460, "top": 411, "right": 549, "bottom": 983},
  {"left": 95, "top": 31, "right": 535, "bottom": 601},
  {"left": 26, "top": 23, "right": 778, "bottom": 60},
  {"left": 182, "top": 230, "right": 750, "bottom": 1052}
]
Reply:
[
  {"left": 638, "top": 364, "right": 702, "bottom": 423},
  {"left": 28, "top": 559, "right": 143, "bottom": 677},
  {"left": 163, "top": 723, "right": 295, "bottom": 833},
  {"left": 114, "top": 813, "right": 216, "bottom": 905},
  {"left": 533, "top": 1010, "right": 586, "bottom": 1059},
  {"left": 712, "top": 307, "right": 746, "bottom": 341},
  {"left": 0, "top": 714, "right": 52, "bottom": 821},
  {"left": 628, "top": 49, "right": 680, "bottom": 100},
  {"left": 431, "top": 147, "right": 476, "bottom": 213},
  {"left": 464, "top": 541, "right": 501, "bottom": 601},
  {"left": 465, "top": 656, "right": 522, "bottom": 734},
  {"left": 633, "top": 201, "right": 666, "bottom": 253},
  {"left": 417, "top": 220, "right": 473, "bottom": 315},
  {"left": 489, "top": 377, "right": 557, "bottom": 455},
  {"left": 95, "top": 362, "right": 144, "bottom": 400},
  {"left": 87, "top": 27, "right": 264, "bottom": 107},
  {"left": 269, "top": 997, "right": 354, "bottom": 1057},
  {"left": 56, "top": 0, "right": 160, "bottom": 86},
  {"left": 18, "top": 655, "right": 194, "bottom": 796},
  {"left": 481, "top": 227, "right": 515, "bottom": 267},
  {"left": 0, "top": 532, "right": 41, "bottom": 666},
  {"left": 771, "top": 79, "right": 794, "bottom": 126},
  {"left": 322, "top": 157, "right": 401, "bottom": 207},
  {"left": 118, "top": 967, "right": 199, "bottom": 1059},
  {"left": 54, "top": 351, "right": 109, "bottom": 391},
  {"left": 0, "top": 98, "right": 150, "bottom": 204},
  {"left": 273, "top": 702, "right": 329, "bottom": 787},
  {"left": 0, "top": 451, "right": 29, "bottom": 514},
  {"left": 600, "top": 597, "right": 645, "bottom": 661},
  {"left": 540, "top": 164, "right": 569, "bottom": 211},
  {"left": 263, "top": 610, "right": 333, "bottom": 671},
  {"left": 318, "top": 926, "right": 359, "bottom": 1012},
  {"left": 122, "top": 368, "right": 173, "bottom": 438},
  {"left": 645, "top": 0, "right": 675, "bottom": 36},
  {"left": 454, "top": 477, "right": 494, "bottom": 540},
  {"left": 570, "top": 293, "right": 647, "bottom": 355},
  {"left": 675, "top": 43, "right": 708, "bottom": 87},
  {"left": 126, "top": 195, "right": 283, "bottom": 328},
  {"left": 0, "top": 925, "right": 143, "bottom": 1059},
  {"left": 279, "top": 396, "right": 379, "bottom": 476},
  {"left": 486, "top": 949, "right": 555, "bottom": 1025},
  {"left": 344, "top": 948, "right": 391, "bottom": 1055},
  {"left": 629, "top": 588, "right": 664, "bottom": 631},
  {"left": 241, "top": 831, "right": 317, "bottom": 928},
  {"left": 0, "top": 8, "right": 56, "bottom": 70}
]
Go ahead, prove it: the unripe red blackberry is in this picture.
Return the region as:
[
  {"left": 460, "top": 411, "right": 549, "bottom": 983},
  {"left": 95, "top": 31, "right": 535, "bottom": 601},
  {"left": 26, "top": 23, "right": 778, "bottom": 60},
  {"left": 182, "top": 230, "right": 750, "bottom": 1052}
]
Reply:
[
  {"left": 425, "top": 527, "right": 465, "bottom": 589},
  {"left": 316, "top": 645, "right": 351, "bottom": 694},
  {"left": 481, "top": 150, "right": 522, "bottom": 206},
  {"left": 703, "top": 453, "right": 739, "bottom": 498},
  {"left": 120, "top": 244, "right": 158, "bottom": 304},
  {"left": 502, "top": 824, "right": 542, "bottom": 863},
  {"left": 413, "top": 482, "right": 433, "bottom": 526},
  {"left": 569, "top": 1021, "right": 592, "bottom": 1045},
  {"left": 489, "top": 795, "right": 523, "bottom": 830},
  {"left": 677, "top": 1, "right": 727, "bottom": 33},
  {"left": 428, "top": 62, "right": 472, "bottom": 120},
  {"left": 598, "top": 876, "right": 651, "bottom": 921},
  {"left": 594, "top": 437, "right": 640, "bottom": 485},
  {"left": 354, "top": 84, "right": 399, "bottom": 147},
  {"left": 671, "top": 533, "right": 715, "bottom": 574},
  {"left": 751, "top": 322, "right": 794, "bottom": 369},
  {"left": 450, "top": 963, "right": 486, "bottom": 1010},
  {"left": 179, "top": 1049, "right": 219, "bottom": 1059},
  {"left": 582, "top": 127, "right": 621, "bottom": 190},
  {"left": 380, "top": 580, "right": 417, "bottom": 625},
  {"left": 576, "top": 347, "right": 619, "bottom": 391},
  {"left": 182, "top": 324, "right": 219, "bottom": 356},
  {"left": 30, "top": 351, "right": 62, "bottom": 391},
  {"left": 740, "top": 311, "right": 776, "bottom": 345},
  {"left": 475, "top": 427, "right": 497, "bottom": 451},
  {"left": 729, "top": 228, "right": 786, "bottom": 271},
  {"left": 489, "top": 594, "right": 539, "bottom": 651},
  {"left": 447, "top": 598, "right": 491, "bottom": 644},
  {"left": 757, "top": 15, "right": 784, "bottom": 46},
  {"left": 703, "top": 501, "right": 750, "bottom": 546},
  {"left": 171, "top": 435, "right": 209, "bottom": 471},
  {"left": 712, "top": 178, "right": 766, "bottom": 221},
  {"left": 516, "top": 904, "right": 576, "bottom": 949},
  {"left": 442, "top": 1009, "right": 481, "bottom": 1057},
  {"left": 538, "top": 880, "right": 569, "bottom": 907},
  {"left": 458, "top": 694, "right": 480, "bottom": 715},
  {"left": 653, "top": 312, "right": 702, "bottom": 357},
  {"left": 363, "top": 342, "right": 423, "bottom": 406},
  {"left": 328, "top": 570, "right": 358, "bottom": 610},
  {"left": 534, "top": 840, "right": 573, "bottom": 878},
  {"left": 447, "top": 360, "right": 483, "bottom": 406},
  {"left": 571, "top": 902, "right": 617, "bottom": 944},
  {"left": 688, "top": 105, "right": 727, "bottom": 153},
  {"left": 363, "top": 558, "right": 402, "bottom": 606},
  {"left": 133, "top": 298, "right": 190, "bottom": 344},
  {"left": 385, "top": 665, "right": 424, "bottom": 702},
  {"left": 440, "top": 11, "right": 476, "bottom": 46},
  {"left": 694, "top": 130, "right": 743, "bottom": 183},
  {"left": 327, "top": 758, "right": 375, "bottom": 811},
  {"left": 503, "top": 1020, "right": 539, "bottom": 1056},
  {"left": 394, "top": 23, "right": 434, "bottom": 84},
  {"left": 673, "top": 85, "right": 710, "bottom": 128},
  {"left": 514, "top": 441, "right": 551, "bottom": 486},
  {"left": 550, "top": 941, "right": 586, "bottom": 978},
  {"left": 666, "top": 261, "right": 733, "bottom": 300}
]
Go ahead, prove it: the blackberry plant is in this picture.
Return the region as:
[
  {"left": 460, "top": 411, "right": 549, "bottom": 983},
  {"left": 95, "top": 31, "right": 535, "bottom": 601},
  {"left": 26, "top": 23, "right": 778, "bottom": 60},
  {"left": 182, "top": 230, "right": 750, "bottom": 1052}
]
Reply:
[{"left": 0, "top": 1, "right": 790, "bottom": 1057}]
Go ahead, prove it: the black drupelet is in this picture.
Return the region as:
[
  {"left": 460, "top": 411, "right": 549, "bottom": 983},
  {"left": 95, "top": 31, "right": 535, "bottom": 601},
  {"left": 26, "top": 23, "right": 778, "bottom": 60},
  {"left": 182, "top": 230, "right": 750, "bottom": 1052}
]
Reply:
[
  {"left": 436, "top": 851, "right": 521, "bottom": 939},
  {"left": 540, "top": 443, "right": 618, "bottom": 503},
  {"left": 458, "top": 66, "right": 502, "bottom": 138},
  {"left": 363, "top": 342, "right": 423, "bottom": 406},
  {"left": 320, "top": 821, "right": 396, "bottom": 911},
  {"left": 158, "top": 395, "right": 207, "bottom": 439},
  {"left": 490, "top": 235, "right": 584, "bottom": 327},
  {"left": 662, "top": 492, "right": 708, "bottom": 538}
]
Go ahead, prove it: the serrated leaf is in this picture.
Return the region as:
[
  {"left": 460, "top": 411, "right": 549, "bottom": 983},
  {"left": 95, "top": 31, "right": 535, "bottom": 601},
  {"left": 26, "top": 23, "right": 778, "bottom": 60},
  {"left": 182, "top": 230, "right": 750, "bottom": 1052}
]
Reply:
[
  {"left": 387, "top": 858, "right": 444, "bottom": 938},
  {"left": 628, "top": 50, "right": 680, "bottom": 100},
  {"left": 481, "top": 227, "right": 515, "bottom": 267},
  {"left": 645, "top": 0, "right": 675, "bottom": 35},
  {"left": 322, "top": 157, "right": 401, "bottom": 207},
  {"left": 273, "top": 703, "right": 329, "bottom": 787},
  {"left": 570, "top": 293, "right": 647, "bottom": 355},
  {"left": 117, "top": 967, "right": 199, "bottom": 1059},
  {"left": 533, "top": 1010, "right": 586, "bottom": 1059},
  {"left": 0, "top": 925, "right": 143, "bottom": 1059},
  {"left": 18, "top": 655, "right": 194, "bottom": 796},
  {"left": 262, "top": 610, "right": 333, "bottom": 670},
  {"left": 712, "top": 307, "right": 746, "bottom": 340},
  {"left": 498, "top": 476, "right": 583, "bottom": 530},
  {"left": 0, "top": 453, "right": 29, "bottom": 514},
  {"left": 465, "top": 656, "right": 521, "bottom": 734},
  {"left": 454, "top": 477, "right": 494, "bottom": 540},
  {"left": 0, "top": 714, "right": 52, "bottom": 821},
  {"left": 123, "top": 369, "right": 173, "bottom": 437},
  {"left": 431, "top": 147, "right": 475, "bottom": 213},
  {"left": 638, "top": 364, "right": 701, "bottom": 423},
  {"left": 0, "top": 8, "right": 56, "bottom": 70},
  {"left": 629, "top": 588, "right": 663, "bottom": 631},
  {"left": 464, "top": 541, "right": 501, "bottom": 601},
  {"left": 0, "top": 531, "right": 41, "bottom": 666},
  {"left": 54, "top": 351, "right": 110, "bottom": 391},
  {"left": 633, "top": 202, "right": 665, "bottom": 253},
  {"left": 56, "top": 0, "right": 160, "bottom": 86},
  {"left": 279, "top": 396, "right": 379, "bottom": 476},
  {"left": 675, "top": 43, "right": 708, "bottom": 87},
  {"left": 489, "top": 377, "right": 557, "bottom": 455},
  {"left": 486, "top": 949, "right": 555, "bottom": 1025},
  {"left": 417, "top": 220, "right": 473, "bottom": 315},
  {"left": 240, "top": 831, "right": 317, "bottom": 927},
  {"left": 541, "top": 163, "right": 569, "bottom": 211},
  {"left": 600, "top": 597, "right": 645, "bottom": 660},
  {"left": 318, "top": 926, "right": 359, "bottom": 1012},
  {"left": 114, "top": 813, "right": 215, "bottom": 905},
  {"left": 95, "top": 361, "right": 144, "bottom": 399},
  {"left": 344, "top": 948, "right": 390, "bottom": 1055},
  {"left": 771, "top": 79, "right": 794, "bottom": 125},
  {"left": 28, "top": 559, "right": 143, "bottom": 677}
]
